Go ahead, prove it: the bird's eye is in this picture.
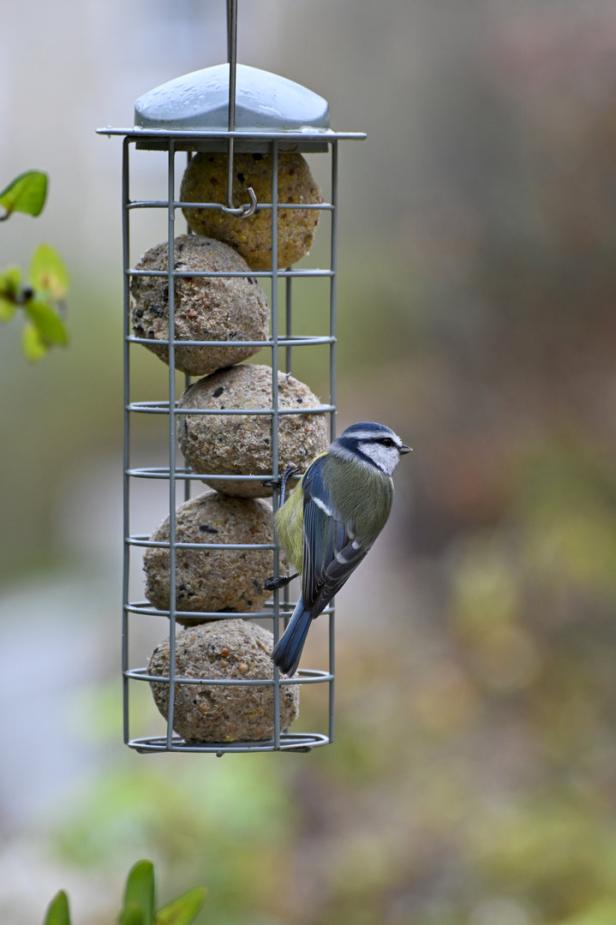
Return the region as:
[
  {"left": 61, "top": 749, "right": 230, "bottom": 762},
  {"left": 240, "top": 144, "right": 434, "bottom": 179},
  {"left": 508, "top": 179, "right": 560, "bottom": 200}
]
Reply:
[{"left": 380, "top": 437, "right": 395, "bottom": 447}]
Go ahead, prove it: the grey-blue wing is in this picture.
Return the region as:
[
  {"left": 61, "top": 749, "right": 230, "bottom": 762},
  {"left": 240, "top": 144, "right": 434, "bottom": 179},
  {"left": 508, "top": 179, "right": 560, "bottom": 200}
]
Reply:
[{"left": 301, "top": 458, "right": 368, "bottom": 618}]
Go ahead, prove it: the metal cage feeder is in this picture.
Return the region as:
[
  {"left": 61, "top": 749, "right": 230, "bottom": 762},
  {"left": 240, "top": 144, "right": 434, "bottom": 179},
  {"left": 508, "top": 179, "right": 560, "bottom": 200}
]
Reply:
[{"left": 98, "top": 2, "right": 365, "bottom": 755}]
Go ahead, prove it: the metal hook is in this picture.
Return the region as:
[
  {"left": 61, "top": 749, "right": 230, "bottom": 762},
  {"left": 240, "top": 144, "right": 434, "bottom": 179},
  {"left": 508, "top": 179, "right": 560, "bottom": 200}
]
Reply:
[
  {"left": 220, "top": 185, "right": 258, "bottom": 218},
  {"left": 222, "top": 1, "right": 258, "bottom": 220}
]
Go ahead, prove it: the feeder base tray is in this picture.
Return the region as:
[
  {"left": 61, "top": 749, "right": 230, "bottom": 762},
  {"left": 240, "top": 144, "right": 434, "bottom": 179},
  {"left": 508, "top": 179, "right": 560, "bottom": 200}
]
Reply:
[{"left": 130, "top": 732, "right": 330, "bottom": 755}]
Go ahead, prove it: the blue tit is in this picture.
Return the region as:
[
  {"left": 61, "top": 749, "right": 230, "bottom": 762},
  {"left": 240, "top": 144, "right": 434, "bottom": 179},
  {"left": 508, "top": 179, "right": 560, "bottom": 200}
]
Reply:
[{"left": 271, "top": 421, "right": 411, "bottom": 676}]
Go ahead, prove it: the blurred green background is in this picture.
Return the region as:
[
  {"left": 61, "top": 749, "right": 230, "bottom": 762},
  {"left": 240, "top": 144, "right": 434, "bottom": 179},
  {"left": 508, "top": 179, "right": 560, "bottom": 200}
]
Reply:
[{"left": 2, "top": 1, "right": 616, "bottom": 923}]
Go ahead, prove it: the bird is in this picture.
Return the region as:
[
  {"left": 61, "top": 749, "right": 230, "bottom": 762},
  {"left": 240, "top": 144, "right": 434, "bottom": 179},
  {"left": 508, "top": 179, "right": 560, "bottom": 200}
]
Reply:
[{"left": 270, "top": 421, "right": 411, "bottom": 676}]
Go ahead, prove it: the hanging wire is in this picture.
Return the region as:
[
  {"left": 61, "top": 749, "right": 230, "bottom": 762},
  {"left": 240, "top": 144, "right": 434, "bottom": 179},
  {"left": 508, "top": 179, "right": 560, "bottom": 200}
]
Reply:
[{"left": 222, "top": 0, "right": 257, "bottom": 217}]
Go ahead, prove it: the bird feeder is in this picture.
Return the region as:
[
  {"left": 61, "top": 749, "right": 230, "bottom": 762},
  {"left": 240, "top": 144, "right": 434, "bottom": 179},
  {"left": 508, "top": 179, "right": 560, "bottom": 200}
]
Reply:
[{"left": 98, "top": 0, "right": 364, "bottom": 754}]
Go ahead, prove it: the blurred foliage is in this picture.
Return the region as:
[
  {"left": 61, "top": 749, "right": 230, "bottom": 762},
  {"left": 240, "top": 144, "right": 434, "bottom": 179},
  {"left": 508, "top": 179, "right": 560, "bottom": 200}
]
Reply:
[
  {"left": 0, "top": 171, "right": 69, "bottom": 361},
  {"left": 45, "top": 892, "right": 71, "bottom": 925},
  {"left": 43, "top": 861, "right": 205, "bottom": 925},
  {"left": 51, "top": 723, "right": 292, "bottom": 925},
  {"left": 0, "top": 170, "right": 47, "bottom": 219}
]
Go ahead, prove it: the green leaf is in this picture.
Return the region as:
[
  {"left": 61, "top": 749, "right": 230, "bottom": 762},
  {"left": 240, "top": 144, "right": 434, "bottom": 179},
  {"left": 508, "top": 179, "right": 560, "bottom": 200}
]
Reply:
[
  {"left": 25, "top": 300, "right": 68, "bottom": 346},
  {"left": 0, "top": 266, "right": 21, "bottom": 299},
  {"left": 0, "top": 170, "right": 48, "bottom": 219},
  {"left": 44, "top": 890, "right": 71, "bottom": 925},
  {"left": 22, "top": 321, "right": 48, "bottom": 361},
  {"left": 119, "top": 902, "right": 146, "bottom": 925},
  {"left": 0, "top": 296, "right": 15, "bottom": 322},
  {"left": 29, "top": 244, "right": 69, "bottom": 299},
  {"left": 155, "top": 888, "right": 207, "bottom": 925},
  {"left": 122, "top": 860, "right": 155, "bottom": 925}
]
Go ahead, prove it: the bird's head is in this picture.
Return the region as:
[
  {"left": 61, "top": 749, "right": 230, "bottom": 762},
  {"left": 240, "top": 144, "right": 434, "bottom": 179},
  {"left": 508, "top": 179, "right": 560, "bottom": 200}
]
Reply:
[{"left": 332, "top": 422, "right": 412, "bottom": 475}]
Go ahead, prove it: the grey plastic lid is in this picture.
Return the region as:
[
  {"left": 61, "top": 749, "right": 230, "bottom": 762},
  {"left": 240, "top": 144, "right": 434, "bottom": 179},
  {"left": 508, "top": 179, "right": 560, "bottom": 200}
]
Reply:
[{"left": 134, "top": 63, "right": 330, "bottom": 132}]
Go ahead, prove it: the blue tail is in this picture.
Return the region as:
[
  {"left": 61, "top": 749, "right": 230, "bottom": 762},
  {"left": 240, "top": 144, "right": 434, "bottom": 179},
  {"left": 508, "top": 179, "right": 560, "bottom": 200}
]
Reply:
[{"left": 272, "top": 599, "right": 313, "bottom": 676}]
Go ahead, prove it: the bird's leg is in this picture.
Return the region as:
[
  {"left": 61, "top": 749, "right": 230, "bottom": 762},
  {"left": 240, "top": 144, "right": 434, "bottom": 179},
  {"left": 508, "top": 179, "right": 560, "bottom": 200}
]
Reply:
[
  {"left": 278, "top": 463, "right": 300, "bottom": 507},
  {"left": 264, "top": 571, "right": 300, "bottom": 592}
]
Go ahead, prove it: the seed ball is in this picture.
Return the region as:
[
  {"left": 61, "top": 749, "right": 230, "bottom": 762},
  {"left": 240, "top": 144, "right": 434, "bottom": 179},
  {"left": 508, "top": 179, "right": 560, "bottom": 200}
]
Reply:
[
  {"left": 130, "top": 235, "right": 268, "bottom": 376},
  {"left": 143, "top": 491, "right": 274, "bottom": 624},
  {"left": 180, "top": 152, "right": 322, "bottom": 269},
  {"left": 148, "top": 620, "right": 300, "bottom": 743},
  {"left": 177, "top": 363, "right": 329, "bottom": 498}
]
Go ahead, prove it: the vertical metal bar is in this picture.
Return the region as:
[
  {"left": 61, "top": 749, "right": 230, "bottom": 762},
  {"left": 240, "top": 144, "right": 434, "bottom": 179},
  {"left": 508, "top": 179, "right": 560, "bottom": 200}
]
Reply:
[
  {"left": 285, "top": 275, "right": 293, "bottom": 374},
  {"left": 121, "top": 137, "right": 131, "bottom": 746},
  {"left": 226, "top": 0, "right": 238, "bottom": 209},
  {"left": 329, "top": 142, "right": 338, "bottom": 443},
  {"left": 166, "top": 141, "right": 178, "bottom": 749},
  {"left": 184, "top": 152, "right": 193, "bottom": 504},
  {"left": 271, "top": 141, "right": 281, "bottom": 748},
  {"left": 328, "top": 141, "right": 339, "bottom": 744},
  {"left": 185, "top": 150, "right": 194, "bottom": 235},
  {"left": 283, "top": 273, "right": 293, "bottom": 628},
  {"left": 183, "top": 373, "right": 191, "bottom": 503}
]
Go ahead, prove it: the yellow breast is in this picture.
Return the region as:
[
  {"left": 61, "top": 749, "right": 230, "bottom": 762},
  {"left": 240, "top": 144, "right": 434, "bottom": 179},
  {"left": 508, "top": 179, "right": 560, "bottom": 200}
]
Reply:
[{"left": 274, "top": 478, "right": 305, "bottom": 572}]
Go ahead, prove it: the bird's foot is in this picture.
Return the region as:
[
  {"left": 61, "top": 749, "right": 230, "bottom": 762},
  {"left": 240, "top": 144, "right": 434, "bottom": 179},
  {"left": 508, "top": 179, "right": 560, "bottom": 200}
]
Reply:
[
  {"left": 279, "top": 464, "right": 301, "bottom": 506},
  {"left": 264, "top": 571, "right": 300, "bottom": 591}
]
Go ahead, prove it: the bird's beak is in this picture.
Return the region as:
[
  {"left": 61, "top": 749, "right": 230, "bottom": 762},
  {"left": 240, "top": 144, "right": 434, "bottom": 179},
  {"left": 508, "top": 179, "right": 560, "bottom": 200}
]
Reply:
[{"left": 399, "top": 444, "right": 412, "bottom": 455}]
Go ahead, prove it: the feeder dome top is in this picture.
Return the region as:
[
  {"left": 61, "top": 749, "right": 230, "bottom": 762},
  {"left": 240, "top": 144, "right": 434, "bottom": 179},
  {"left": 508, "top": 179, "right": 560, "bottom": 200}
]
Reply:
[{"left": 134, "top": 63, "right": 330, "bottom": 132}]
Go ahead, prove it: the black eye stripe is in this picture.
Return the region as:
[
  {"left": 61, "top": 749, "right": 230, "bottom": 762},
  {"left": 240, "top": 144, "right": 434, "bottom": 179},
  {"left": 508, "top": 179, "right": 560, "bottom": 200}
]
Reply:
[{"left": 363, "top": 436, "right": 395, "bottom": 447}]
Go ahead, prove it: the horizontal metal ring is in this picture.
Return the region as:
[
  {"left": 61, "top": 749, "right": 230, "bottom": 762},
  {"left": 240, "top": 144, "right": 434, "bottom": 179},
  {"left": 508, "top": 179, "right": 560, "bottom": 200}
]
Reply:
[
  {"left": 126, "top": 467, "right": 272, "bottom": 481},
  {"left": 127, "top": 534, "right": 276, "bottom": 551},
  {"left": 125, "top": 601, "right": 334, "bottom": 619},
  {"left": 127, "top": 402, "right": 334, "bottom": 416},
  {"left": 127, "top": 335, "right": 335, "bottom": 348},
  {"left": 128, "top": 199, "right": 334, "bottom": 212},
  {"left": 129, "top": 732, "right": 330, "bottom": 754},
  {"left": 126, "top": 605, "right": 283, "bottom": 619},
  {"left": 127, "top": 268, "right": 333, "bottom": 279},
  {"left": 126, "top": 667, "right": 333, "bottom": 686}
]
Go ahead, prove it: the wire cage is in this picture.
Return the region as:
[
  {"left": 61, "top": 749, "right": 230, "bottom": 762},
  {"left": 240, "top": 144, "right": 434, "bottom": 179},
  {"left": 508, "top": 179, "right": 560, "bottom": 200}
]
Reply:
[{"left": 98, "top": 1, "right": 364, "bottom": 755}]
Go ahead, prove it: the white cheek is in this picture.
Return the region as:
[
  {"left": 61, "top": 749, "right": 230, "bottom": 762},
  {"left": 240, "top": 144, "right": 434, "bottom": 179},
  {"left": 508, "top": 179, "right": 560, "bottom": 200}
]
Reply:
[{"left": 360, "top": 443, "right": 399, "bottom": 474}]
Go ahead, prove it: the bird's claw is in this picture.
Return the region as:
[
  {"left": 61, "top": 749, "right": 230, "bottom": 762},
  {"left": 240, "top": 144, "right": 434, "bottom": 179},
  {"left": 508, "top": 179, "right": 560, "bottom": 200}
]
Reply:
[
  {"left": 278, "top": 464, "right": 301, "bottom": 506},
  {"left": 264, "top": 571, "right": 299, "bottom": 591},
  {"left": 281, "top": 464, "right": 301, "bottom": 480}
]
